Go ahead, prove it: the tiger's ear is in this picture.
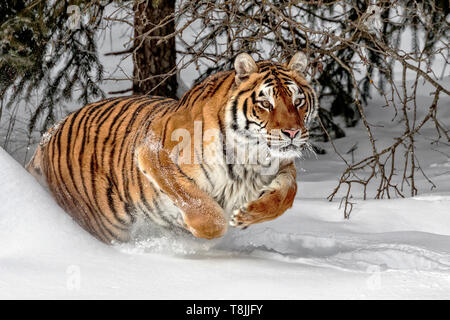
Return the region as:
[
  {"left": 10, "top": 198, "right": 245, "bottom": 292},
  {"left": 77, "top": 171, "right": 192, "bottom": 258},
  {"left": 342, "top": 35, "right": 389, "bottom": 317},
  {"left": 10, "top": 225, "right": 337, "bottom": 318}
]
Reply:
[
  {"left": 288, "top": 51, "right": 308, "bottom": 74},
  {"left": 234, "top": 53, "right": 258, "bottom": 85}
]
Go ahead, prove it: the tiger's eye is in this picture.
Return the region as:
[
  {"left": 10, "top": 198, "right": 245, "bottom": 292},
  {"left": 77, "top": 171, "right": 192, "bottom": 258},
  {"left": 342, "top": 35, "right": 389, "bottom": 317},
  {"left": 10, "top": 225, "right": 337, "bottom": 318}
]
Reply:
[
  {"left": 294, "top": 98, "right": 304, "bottom": 107},
  {"left": 261, "top": 100, "right": 272, "bottom": 110}
]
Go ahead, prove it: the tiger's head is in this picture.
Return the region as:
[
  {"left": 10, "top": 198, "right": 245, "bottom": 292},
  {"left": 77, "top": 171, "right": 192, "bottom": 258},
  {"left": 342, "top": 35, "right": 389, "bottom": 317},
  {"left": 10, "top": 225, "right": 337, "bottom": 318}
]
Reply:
[{"left": 227, "top": 52, "right": 318, "bottom": 159}]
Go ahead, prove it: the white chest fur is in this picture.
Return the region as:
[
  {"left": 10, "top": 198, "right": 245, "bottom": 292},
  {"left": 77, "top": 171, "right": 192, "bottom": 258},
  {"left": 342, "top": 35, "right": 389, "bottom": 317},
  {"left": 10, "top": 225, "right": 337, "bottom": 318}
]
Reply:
[{"left": 204, "top": 162, "right": 275, "bottom": 218}]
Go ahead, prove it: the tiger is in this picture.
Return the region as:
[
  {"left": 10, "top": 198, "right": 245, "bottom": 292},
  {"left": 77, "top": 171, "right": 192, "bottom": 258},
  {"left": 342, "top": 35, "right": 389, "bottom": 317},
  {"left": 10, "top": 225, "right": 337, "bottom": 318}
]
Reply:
[{"left": 26, "top": 52, "right": 318, "bottom": 244}]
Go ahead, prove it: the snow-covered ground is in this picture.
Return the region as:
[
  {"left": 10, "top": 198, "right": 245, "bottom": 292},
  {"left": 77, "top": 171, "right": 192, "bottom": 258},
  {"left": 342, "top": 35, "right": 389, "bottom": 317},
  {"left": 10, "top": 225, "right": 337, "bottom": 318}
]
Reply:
[
  {"left": 1, "top": 77, "right": 449, "bottom": 299},
  {"left": 1, "top": 146, "right": 450, "bottom": 299}
]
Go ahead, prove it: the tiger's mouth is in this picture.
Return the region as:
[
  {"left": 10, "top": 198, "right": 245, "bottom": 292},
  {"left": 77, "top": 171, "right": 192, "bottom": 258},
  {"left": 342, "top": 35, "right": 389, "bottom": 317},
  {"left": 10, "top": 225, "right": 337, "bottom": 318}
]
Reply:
[
  {"left": 232, "top": 129, "right": 313, "bottom": 159},
  {"left": 279, "top": 144, "right": 300, "bottom": 152},
  {"left": 267, "top": 140, "right": 313, "bottom": 159}
]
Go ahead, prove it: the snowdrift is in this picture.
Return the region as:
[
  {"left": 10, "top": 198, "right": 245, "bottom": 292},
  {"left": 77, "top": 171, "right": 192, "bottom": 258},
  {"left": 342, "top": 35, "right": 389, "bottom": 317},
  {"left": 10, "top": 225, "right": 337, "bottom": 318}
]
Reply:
[{"left": 1, "top": 147, "right": 450, "bottom": 299}]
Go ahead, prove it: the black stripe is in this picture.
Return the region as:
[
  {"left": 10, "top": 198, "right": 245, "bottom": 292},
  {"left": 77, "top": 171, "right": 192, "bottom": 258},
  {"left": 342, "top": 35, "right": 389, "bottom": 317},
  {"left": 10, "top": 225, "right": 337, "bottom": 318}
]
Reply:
[
  {"left": 251, "top": 91, "right": 257, "bottom": 104},
  {"left": 251, "top": 107, "right": 261, "bottom": 120},
  {"left": 218, "top": 114, "right": 237, "bottom": 181},
  {"left": 230, "top": 87, "right": 256, "bottom": 131},
  {"left": 243, "top": 98, "right": 250, "bottom": 130},
  {"left": 264, "top": 77, "right": 273, "bottom": 85},
  {"left": 210, "top": 73, "right": 232, "bottom": 95}
]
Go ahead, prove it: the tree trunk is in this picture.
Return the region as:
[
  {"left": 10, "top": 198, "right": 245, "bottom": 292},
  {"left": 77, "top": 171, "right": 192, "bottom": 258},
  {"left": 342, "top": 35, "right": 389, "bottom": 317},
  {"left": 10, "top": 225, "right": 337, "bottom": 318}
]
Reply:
[{"left": 133, "top": 0, "right": 177, "bottom": 98}]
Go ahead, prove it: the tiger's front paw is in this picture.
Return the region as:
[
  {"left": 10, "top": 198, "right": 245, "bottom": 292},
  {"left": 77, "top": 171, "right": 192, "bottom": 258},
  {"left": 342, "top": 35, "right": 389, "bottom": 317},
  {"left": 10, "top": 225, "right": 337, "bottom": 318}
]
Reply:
[
  {"left": 229, "top": 207, "right": 255, "bottom": 229},
  {"left": 229, "top": 188, "right": 293, "bottom": 229}
]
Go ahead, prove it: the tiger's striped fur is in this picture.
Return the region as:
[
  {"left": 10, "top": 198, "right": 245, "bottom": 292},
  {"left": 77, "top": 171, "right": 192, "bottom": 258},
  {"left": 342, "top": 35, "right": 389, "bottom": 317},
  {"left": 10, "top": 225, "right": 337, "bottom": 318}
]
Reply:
[{"left": 27, "top": 52, "right": 318, "bottom": 244}]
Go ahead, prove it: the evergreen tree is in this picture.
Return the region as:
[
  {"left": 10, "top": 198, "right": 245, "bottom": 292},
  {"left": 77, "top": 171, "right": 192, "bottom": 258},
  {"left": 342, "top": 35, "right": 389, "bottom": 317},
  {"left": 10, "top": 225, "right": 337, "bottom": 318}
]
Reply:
[{"left": 0, "top": 0, "right": 106, "bottom": 132}]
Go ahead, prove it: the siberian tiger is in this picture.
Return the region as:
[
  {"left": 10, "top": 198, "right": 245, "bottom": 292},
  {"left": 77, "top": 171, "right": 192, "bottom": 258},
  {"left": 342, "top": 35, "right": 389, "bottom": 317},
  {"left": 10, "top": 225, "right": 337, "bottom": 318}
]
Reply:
[{"left": 26, "top": 52, "right": 318, "bottom": 244}]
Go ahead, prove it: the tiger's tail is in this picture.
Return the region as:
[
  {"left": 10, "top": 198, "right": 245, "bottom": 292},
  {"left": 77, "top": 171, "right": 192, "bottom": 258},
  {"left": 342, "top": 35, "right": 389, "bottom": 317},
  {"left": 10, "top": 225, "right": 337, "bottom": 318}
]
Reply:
[
  {"left": 26, "top": 144, "right": 47, "bottom": 187},
  {"left": 26, "top": 119, "right": 64, "bottom": 187}
]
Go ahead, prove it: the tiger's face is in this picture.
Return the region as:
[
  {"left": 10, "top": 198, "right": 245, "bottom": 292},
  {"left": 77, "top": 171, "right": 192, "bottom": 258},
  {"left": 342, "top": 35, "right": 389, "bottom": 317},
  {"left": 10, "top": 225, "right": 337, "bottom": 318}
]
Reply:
[{"left": 228, "top": 52, "right": 318, "bottom": 159}]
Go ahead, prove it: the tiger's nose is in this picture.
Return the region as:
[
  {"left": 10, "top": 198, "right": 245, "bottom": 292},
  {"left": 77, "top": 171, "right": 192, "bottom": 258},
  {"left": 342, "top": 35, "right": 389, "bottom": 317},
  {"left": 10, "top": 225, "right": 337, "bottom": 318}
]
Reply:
[{"left": 281, "top": 128, "right": 301, "bottom": 139}]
